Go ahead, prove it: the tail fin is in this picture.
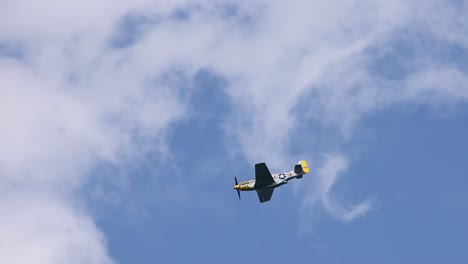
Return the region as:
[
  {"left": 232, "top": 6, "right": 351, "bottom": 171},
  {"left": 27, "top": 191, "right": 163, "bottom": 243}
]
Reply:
[{"left": 294, "top": 160, "right": 310, "bottom": 174}]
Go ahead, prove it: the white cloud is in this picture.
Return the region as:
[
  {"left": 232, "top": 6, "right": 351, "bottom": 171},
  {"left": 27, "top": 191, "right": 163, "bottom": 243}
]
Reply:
[
  {"left": 299, "top": 155, "right": 373, "bottom": 231},
  {"left": 191, "top": 1, "right": 467, "bottom": 224},
  {"left": 0, "top": 192, "right": 114, "bottom": 264},
  {"left": 317, "top": 155, "right": 372, "bottom": 221},
  {"left": 0, "top": 1, "right": 196, "bottom": 263},
  {"left": 1, "top": 0, "right": 468, "bottom": 260}
]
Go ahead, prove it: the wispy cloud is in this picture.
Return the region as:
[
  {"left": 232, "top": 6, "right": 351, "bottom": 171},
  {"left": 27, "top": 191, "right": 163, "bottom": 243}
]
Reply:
[
  {"left": 0, "top": 1, "right": 194, "bottom": 263},
  {"left": 298, "top": 154, "right": 374, "bottom": 231},
  {"left": 309, "top": 155, "right": 372, "bottom": 221},
  {"left": 1, "top": 0, "right": 468, "bottom": 262}
]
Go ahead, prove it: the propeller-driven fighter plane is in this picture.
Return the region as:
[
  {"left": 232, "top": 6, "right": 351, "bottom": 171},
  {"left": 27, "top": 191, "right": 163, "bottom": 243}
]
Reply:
[{"left": 233, "top": 160, "right": 310, "bottom": 203}]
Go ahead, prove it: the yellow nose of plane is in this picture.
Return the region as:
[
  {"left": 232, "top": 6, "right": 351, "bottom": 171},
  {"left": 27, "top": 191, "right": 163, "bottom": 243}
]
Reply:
[{"left": 234, "top": 185, "right": 239, "bottom": 190}]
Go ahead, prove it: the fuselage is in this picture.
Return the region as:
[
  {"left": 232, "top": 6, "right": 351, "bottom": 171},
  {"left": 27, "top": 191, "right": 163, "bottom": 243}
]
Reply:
[{"left": 234, "top": 171, "right": 303, "bottom": 191}]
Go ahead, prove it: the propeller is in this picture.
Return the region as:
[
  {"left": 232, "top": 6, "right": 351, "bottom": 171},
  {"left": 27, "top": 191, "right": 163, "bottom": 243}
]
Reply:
[{"left": 234, "top": 177, "right": 241, "bottom": 200}]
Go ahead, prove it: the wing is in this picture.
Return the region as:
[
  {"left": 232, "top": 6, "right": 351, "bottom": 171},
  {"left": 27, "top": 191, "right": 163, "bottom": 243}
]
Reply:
[
  {"left": 254, "top": 163, "right": 275, "bottom": 188},
  {"left": 256, "top": 188, "right": 274, "bottom": 203}
]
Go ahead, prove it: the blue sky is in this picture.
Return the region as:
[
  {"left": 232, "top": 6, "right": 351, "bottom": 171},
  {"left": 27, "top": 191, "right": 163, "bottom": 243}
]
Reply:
[
  {"left": 1, "top": 1, "right": 468, "bottom": 264},
  {"left": 93, "top": 85, "right": 468, "bottom": 264}
]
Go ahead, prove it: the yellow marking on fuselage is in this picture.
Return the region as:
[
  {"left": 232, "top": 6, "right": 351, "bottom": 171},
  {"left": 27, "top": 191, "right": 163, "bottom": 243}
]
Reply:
[
  {"left": 234, "top": 184, "right": 251, "bottom": 190},
  {"left": 238, "top": 185, "right": 251, "bottom": 190}
]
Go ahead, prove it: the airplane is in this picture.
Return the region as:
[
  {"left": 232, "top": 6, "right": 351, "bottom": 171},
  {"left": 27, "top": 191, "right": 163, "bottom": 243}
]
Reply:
[{"left": 233, "top": 160, "right": 310, "bottom": 203}]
